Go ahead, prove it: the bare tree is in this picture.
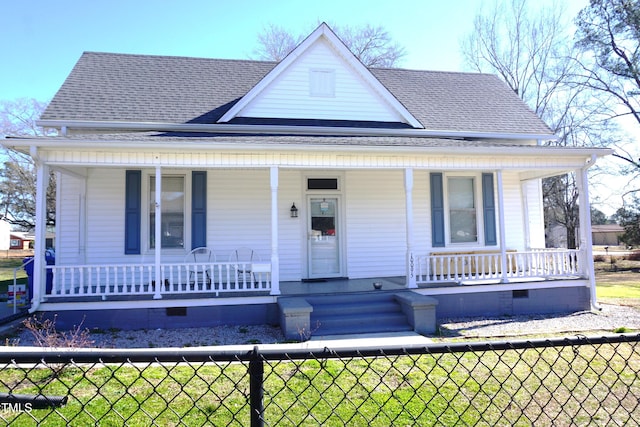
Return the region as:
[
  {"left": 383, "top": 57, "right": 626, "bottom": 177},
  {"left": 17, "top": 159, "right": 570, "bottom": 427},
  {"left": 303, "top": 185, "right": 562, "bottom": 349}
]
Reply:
[
  {"left": 0, "top": 98, "right": 55, "bottom": 229},
  {"left": 1, "top": 98, "right": 49, "bottom": 137},
  {"left": 461, "top": 0, "right": 614, "bottom": 248},
  {"left": 575, "top": 0, "right": 640, "bottom": 127},
  {"left": 253, "top": 24, "right": 303, "bottom": 62},
  {"left": 572, "top": 0, "right": 640, "bottom": 214},
  {"left": 574, "top": 0, "right": 640, "bottom": 184},
  {"left": 252, "top": 23, "right": 406, "bottom": 68}
]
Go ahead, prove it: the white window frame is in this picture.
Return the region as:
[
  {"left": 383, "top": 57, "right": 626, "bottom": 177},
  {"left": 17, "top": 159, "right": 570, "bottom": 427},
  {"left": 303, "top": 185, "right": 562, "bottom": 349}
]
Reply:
[
  {"left": 142, "top": 171, "right": 192, "bottom": 253},
  {"left": 443, "top": 173, "right": 485, "bottom": 247}
]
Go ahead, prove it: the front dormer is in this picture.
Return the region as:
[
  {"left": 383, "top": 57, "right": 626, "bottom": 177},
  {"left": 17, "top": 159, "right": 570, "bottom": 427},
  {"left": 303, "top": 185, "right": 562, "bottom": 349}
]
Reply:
[{"left": 219, "top": 23, "right": 423, "bottom": 129}]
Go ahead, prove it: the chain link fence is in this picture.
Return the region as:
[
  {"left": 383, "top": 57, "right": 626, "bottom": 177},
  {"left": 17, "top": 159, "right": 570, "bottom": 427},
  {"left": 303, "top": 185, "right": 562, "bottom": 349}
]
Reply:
[{"left": 1, "top": 333, "right": 639, "bottom": 426}]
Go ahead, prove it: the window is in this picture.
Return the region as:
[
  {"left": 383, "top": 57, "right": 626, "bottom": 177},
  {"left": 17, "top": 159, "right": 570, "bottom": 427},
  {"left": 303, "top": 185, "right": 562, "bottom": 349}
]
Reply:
[
  {"left": 126, "top": 171, "right": 206, "bottom": 255},
  {"left": 448, "top": 177, "right": 477, "bottom": 243},
  {"left": 430, "top": 172, "right": 496, "bottom": 248},
  {"left": 149, "top": 176, "right": 185, "bottom": 249},
  {"left": 307, "top": 178, "right": 338, "bottom": 190}
]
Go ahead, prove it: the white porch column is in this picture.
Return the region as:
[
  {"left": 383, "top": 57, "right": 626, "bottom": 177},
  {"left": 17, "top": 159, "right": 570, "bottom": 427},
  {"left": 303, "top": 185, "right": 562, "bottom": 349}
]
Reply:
[
  {"left": 405, "top": 168, "right": 417, "bottom": 288},
  {"left": 496, "top": 171, "right": 509, "bottom": 283},
  {"left": 577, "top": 163, "right": 600, "bottom": 310},
  {"left": 79, "top": 174, "right": 87, "bottom": 264},
  {"left": 270, "top": 166, "right": 281, "bottom": 295},
  {"left": 153, "top": 166, "right": 163, "bottom": 299},
  {"left": 30, "top": 159, "right": 49, "bottom": 310}
]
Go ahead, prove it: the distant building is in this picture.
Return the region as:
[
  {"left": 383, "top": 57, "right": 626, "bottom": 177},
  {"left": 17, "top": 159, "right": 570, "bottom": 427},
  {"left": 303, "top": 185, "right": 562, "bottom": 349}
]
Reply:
[
  {"left": 592, "top": 224, "right": 624, "bottom": 246},
  {"left": 9, "top": 231, "right": 33, "bottom": 250}
]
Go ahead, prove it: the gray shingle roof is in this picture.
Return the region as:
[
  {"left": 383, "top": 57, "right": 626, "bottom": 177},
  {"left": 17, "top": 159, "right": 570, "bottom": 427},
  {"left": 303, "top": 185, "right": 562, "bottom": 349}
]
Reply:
[{"left": 41, "top": 52, "right": 553, "bottom": 136}]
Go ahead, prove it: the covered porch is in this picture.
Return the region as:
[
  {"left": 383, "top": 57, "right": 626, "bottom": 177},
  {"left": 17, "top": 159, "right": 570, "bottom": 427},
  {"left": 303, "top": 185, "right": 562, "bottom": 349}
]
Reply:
[{"left": 16, "top": 137, "right": 603, "bottom": 320}]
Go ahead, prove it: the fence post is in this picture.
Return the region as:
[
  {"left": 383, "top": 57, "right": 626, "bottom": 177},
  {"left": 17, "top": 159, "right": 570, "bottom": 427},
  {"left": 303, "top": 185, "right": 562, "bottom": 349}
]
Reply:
[{"left": 249, "top": 346, "right": 264, "bottom": 427}]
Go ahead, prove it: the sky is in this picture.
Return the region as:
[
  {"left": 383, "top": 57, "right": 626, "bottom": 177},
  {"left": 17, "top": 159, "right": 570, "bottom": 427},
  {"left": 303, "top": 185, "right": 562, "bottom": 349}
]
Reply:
[{"left": 0, "top": 0, "right": 588, "bottom": 101}]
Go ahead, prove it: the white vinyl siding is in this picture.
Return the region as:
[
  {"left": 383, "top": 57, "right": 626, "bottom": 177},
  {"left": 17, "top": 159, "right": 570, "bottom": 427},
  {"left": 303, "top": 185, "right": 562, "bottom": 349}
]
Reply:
[
  {"left": 85, "top": 169, "right": 128, "bottom": 263},
  {"left": 207, "top": 169, "right": 271, "bottom": 261},
  {"left": 345, "top": 170, "right": 407, "bottom": 278},
  {"left": 521, "top": 178, "right": 545, "bottom": 249},
  {"left": 278, "top": 170, "right": 304, "bottom": 281},
  {"left": 55, "top": 173, "right": 84, "bottom": 264},
  {"left": 238, "top": 39, "right": 405, "bottom": 122}
]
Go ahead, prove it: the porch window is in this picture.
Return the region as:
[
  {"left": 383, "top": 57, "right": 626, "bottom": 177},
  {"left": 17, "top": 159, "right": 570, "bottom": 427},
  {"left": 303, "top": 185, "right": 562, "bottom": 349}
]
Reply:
[
  {"left": 431, "top": 172, "right": 497, "bottom": 248},
  {"left": 448, "top": 177, "right": 477, "bottom": 243},
  {"left": 150, "top": 176, "right": 185, "bottom": 249}
]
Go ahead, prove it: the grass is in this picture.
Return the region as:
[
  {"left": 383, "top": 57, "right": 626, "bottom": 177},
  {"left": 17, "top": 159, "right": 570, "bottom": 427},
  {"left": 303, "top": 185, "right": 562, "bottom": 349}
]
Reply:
[
  {"left": 594, "top": 258, "right": 640, "bottom": 308},
  {"left": 1, "top": 342, "right": 637, "bottom": 425},
  {"left": 0, "top": 257, "right": 29, "bottom": 296}
]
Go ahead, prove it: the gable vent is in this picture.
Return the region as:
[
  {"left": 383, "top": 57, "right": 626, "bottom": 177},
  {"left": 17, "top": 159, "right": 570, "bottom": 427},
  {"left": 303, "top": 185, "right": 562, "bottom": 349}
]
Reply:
[{"left": 309, "top": 69, "right": 335, "bottom": 97}]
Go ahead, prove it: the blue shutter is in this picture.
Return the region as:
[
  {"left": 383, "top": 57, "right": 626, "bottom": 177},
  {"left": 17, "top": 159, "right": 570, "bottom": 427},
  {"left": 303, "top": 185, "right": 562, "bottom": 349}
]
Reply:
[
  {"left": 124, "top": 170, "right": 141, "bottom": 254},
  {"left": 430, "top": 173, "right": 445, "bottom": 247},
  {"left": 191, "top": 171, "right": 207, "bottom": 249},
  {"left": 482, "top": 173, "right": 497, "bottom": 246}
]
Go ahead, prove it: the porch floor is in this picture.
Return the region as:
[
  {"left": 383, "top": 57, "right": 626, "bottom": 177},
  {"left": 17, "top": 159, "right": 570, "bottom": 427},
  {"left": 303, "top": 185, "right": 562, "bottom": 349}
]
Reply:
[
  {"left": 279, "top": 277, "right": 407, "bottom": 296},
  {"left": 42, "top": 275, "right": 585, "bottom": 303},
  {"left": 42, "top": 277, "right": 408, "bottom": 302}
]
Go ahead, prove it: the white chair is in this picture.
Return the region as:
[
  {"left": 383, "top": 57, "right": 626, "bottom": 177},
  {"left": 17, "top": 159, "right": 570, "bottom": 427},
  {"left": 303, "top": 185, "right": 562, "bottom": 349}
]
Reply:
[
  {"left": 229, "top": 247, "right": 260, "bottom": 287},
  {"left": 184, "top": 247, "right": 215, "bottom": 286}
]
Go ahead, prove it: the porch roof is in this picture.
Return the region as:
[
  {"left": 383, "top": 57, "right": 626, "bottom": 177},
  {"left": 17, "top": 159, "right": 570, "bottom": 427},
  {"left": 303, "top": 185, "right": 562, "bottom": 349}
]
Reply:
[{"left": 4, "top": 132, "right": 612, "bottom": 159}]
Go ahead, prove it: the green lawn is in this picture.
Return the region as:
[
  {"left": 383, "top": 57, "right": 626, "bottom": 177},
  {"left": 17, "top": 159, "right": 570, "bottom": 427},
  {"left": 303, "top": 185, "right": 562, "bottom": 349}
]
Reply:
[
  {"left": 0, "top": 258, "right": 28, "bottom": 295},
  {"left": 1, "top": 342, "right": 637, "bottom": 426},
  {"left": 595, "top": 260, "right": 640, "bottom": 307}
]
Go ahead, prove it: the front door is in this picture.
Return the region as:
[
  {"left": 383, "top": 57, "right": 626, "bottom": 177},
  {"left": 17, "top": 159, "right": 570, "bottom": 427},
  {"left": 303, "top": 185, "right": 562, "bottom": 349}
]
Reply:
[{"left": 308, "top": 197, "right": 342, "bottom": 278}]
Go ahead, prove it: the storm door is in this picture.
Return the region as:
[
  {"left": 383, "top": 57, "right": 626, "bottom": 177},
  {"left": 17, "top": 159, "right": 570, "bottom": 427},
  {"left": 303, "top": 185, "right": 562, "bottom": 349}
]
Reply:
[{"left": 308, "top": 197, "right": 342, "bottom": 278}]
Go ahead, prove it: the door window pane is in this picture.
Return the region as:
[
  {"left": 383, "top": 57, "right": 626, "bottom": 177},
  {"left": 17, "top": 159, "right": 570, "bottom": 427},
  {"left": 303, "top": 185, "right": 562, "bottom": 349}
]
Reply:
[
  {"left": 309, "top": 198, "right": 340, "bottom": 276},
  {"left": 448, "top": 177, "right": 477, "bottom": 243},
  {"left": 150, "top": 176, "right": 185, "bottom": 249}
]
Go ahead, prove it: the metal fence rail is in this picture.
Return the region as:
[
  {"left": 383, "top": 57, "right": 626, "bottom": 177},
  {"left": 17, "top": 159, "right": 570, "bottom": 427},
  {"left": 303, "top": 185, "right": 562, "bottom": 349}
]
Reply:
[{"left": 1, "top": 334, "right": 639, "bottom": 426}]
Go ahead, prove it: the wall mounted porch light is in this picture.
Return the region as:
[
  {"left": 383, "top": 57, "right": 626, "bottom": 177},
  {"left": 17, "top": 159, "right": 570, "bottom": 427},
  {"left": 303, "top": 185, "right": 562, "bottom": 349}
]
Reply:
[{"left": 290, "top": 203, "right": 299, "bottom": 218}]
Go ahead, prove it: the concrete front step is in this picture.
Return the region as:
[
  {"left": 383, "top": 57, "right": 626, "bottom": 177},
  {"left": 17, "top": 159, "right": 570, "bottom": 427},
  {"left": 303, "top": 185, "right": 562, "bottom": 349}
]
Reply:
[
  {"left": 312, "top": 312, "right": 413, "bottom": 336},
  {"left": 308, "top": 292, "right": 411, "bottom": 337},
  {"left": 310, "top": 300, "right": 401, "bottom": 317},
  {"left": 305, "top": 291, "right": 398, "bottom": 305},
  {"left": 278, "top": 291, "right": 439, "bottom": 341}
]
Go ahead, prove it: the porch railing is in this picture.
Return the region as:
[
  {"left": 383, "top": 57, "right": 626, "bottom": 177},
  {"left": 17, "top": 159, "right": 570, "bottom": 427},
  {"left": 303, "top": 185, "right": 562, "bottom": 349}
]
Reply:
[
  {"left": 46, "top": 262, "right": 271, "bottom": 299},
  {"left": 415, "top": 249, "right": 582, "bottom": 285}
]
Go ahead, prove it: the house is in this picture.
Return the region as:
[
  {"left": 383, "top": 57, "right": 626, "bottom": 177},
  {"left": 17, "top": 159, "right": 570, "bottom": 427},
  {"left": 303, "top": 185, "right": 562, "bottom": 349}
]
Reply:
[
  {"left": 9, "top": 231, "right": 34, "bottom": 250},
  {"left": 0, "top": 219, "right": 33, "bottom": 252},
  {"left": 592, "top": 224, "right": 624, "bottom": 246},
  {"left": 2, "top": 24, "right": 611, "bottom": 334}
]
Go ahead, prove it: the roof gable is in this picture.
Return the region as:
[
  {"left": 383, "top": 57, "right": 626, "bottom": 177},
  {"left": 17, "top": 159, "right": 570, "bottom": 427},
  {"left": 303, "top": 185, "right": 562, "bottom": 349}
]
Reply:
[{"left": 219, "top": 23, "right": 423, "bottom": 128}]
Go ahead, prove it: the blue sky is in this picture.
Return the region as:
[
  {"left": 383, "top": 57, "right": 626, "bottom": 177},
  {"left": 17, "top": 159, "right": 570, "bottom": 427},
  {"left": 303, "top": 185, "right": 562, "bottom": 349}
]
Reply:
[{"left": 1, "top": 0, "right": 587, "bottom": 102}]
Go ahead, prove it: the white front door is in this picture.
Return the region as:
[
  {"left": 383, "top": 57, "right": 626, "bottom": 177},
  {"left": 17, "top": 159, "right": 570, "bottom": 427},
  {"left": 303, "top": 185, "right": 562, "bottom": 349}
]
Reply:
[{"left": 308, "top": 197, "right": 342, "bottom": 278}]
